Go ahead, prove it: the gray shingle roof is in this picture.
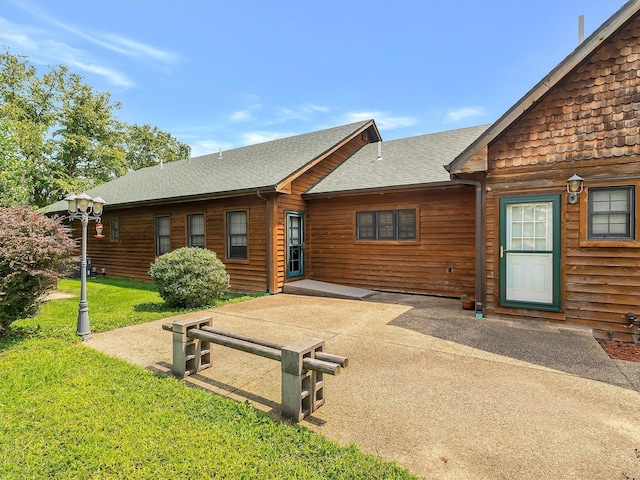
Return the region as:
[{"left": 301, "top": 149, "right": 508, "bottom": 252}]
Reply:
[
  {"left": 305, "top": 124, "right": 490, "bottom": 195},
  {"left": 46, "top": 120, "right": 372, "bottom": 213}
]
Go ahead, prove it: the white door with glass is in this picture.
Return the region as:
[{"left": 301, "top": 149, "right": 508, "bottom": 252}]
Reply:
[{"left": 499, "top": 195, "right": 560, "bottom": 310}]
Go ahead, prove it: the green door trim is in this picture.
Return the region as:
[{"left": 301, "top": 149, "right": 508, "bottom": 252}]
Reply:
[
  {"left": 498, "top": 194, "right": 561, "bottom": 311},
  {"left": 286, "top": 212, "right": 304, "bottom": 278}
]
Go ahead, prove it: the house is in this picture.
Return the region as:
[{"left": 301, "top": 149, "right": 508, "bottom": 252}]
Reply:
[
  {"left": 49, "top": 120, "right": 381, "bottom": 294},
  {"left": 47, "top": 120, "right": 489, "bottom": 299},
  {"left": 48, "top": 0, "right": 638, "bottom": 341},
  {"left": 447, "top": 0, "right": 640, "bottom": 341}
]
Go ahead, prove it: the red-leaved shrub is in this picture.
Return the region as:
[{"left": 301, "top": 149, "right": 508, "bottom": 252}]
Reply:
[{"left": 0, "top": 206, "right": 75, "bottom": 337}]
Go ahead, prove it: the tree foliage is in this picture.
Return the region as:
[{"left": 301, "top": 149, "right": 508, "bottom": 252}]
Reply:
[
  {"left": 0, "top": 206, "right": 75, "bottom": 337},
  {"left": 0, "top": 51, "right": 191, "bottom": 208}
]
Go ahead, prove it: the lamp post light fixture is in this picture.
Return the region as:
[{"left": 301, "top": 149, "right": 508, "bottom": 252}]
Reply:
[
  {"left": 64, "top": 193, "right": 107, "bottom": 340},
  {"left": 566, "top": 174, "right": 584, "bottom": 204}
]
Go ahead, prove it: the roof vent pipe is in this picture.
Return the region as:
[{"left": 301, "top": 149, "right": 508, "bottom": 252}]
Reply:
[
  {"left": 219, "top": 148, "right": 223, "bottom": 159},
  {"left": 376, "top": 141, "right": 382, "bottom": 161},
  {"left": 578, "top": 15, "right": 585, "bottom": 43}
]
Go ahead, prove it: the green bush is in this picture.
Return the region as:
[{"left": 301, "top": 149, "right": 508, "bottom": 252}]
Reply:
[
  {"left": 0, "top": 206, "right": 75, "bottom": 337},
  {"left": 149, "top": 247, "right": 230, "bottom": 308}
]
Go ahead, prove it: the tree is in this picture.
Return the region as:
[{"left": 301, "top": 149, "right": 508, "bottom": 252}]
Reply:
[
  {"left": 0, "top": 122, "right": 30, "bottom": 207},
  {"left": 124, "top": 124, "right": 191, "bottom": 171},
  {"left": 0, "top": 52, "right": 61, "bottom": 207},
  {"left": 0, "top": 51, "right": 191, "bottom": 208},
  {"left": 0, "top": 206, "right": 75, "bottom": 338}
]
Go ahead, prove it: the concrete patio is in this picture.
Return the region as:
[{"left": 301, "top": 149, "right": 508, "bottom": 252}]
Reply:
[{"left": 86, "top": 293, "right": 640, "bottom": 480}]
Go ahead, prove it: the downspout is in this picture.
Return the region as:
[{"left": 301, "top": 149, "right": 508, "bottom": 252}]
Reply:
[
  {"left": 256, "top": 190, "right": 270, "bottom": 294},
  {"left": 449, "top": 174, "right": 484, "bottom": 317}
]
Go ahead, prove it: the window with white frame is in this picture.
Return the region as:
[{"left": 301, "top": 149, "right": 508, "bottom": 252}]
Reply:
[
  {"left": 187, "top": 213, "right": 205, "bottom": 248},
  {"left": 227, "top": 211, "right": 247, "bottom": 259},
  {"left": 588, "top": 186, "right": 635, "bottom": 240}
]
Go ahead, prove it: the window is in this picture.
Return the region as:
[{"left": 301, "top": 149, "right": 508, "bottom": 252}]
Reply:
[
  {"left": 155, "top": 216, "right": 170, "bottom": 255},
  {"left": 110, "top": 219, "right": 119, "bottom": 241},
  {"left": 588, "top": 186, "right": 635, "bottom": 240},
  {"left": 356, "top": 209, "right": 416, "bottom": 241},
  {"left": 187, "top": 214, "right": 205, "bottom": 248},
  {"left": 227, "top": 211, "right": 247, "bottom": 259}
]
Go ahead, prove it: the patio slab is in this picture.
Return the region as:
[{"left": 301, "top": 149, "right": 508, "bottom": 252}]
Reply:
[{"left": 86, "top": 293, "right": 640, "bottom": 480}]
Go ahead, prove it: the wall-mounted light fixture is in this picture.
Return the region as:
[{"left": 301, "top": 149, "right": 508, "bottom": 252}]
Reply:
[{"left": 566, "top": 174, "right": 584, "bottom": 204}]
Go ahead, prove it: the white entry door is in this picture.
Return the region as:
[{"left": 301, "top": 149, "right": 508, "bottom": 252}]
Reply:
[{"left": 499, "top": 195, "right": 561, "bottom": 311}]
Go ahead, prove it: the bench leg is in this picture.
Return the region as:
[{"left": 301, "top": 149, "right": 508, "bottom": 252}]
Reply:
[
  {"left": 281, "top": 338, "right": 325, "bottom": 422},
  {"left": 171, "top": 317, "right": 212, "bottom": 378}
]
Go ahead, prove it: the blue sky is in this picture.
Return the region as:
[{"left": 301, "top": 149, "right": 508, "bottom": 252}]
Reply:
[{"left": 0, "top": 0, "right": 627, "bottom": 157}]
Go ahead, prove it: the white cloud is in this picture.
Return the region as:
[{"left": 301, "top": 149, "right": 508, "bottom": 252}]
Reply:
[
  {"left": 2, "top": 2, "right": 177, "bottom": 88},
  {"left": 11, "top": 1, "right": 176, "bottom": 64},
  {"left": 271, "top": 103, "right": 331, "bottom": 123},
  {"left": 100, "top": 34, "right": 178, "bottom": 63},
  {"left": 0, "top": 18, "right": 38, "bottom": 49},
  {"left": 242, "top": 131, "right": 289, "bottom": 145},
  {"left": 65, "top": 58, "right": 135, "bottom": 88},
  {"left": 0, "top": 18, "right": 136, "bottom": 87},
  {"left": 0, "top": 23, "right": 136, "bottom": 87},
  {"left": 189, "top": 139, "right": 234, "bottom": 158},
  {"left": 346, "top": 111, "right": 418, "bottom": 130},
  {"left": 230, "top": 110, "right": 252, "bottom": 122},
  {"left": 446, "top": 107, "right": 486, "bottom": 122}
]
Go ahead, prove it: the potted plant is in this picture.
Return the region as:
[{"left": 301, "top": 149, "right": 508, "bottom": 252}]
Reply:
[{"left": 461, "top": 295, "right": 475, "bottom": 310}]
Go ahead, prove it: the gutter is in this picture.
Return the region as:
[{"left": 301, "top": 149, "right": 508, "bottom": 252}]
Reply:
[
  {"left": 449, "top": 174, "right": 484, "bottom": 317},
  {"left": 256, "top": 190, "right": 271, "bottom": 293}
]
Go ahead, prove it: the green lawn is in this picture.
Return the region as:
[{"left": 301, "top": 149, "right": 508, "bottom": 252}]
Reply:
[{"left": 0, "top": 278, "right": 417, "bottom": 479}]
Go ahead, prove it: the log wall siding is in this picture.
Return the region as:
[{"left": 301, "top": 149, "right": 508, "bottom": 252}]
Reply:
[
  {"left": 81, "top": 195, "right": 268, "bottom": 293},
  {"left": 484, "top": 14, "right": 640, "bottom": 340},
  {"left": 307, "top": 186, "right": 476, "bottom": 297},
  {"left": 272, "top": 130, "right": 373, "bottom": 291}
]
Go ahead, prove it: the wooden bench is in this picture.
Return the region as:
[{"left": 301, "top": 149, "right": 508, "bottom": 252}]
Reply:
[{"left": 162, "top": 317, "right": 348, "bottom": 422}]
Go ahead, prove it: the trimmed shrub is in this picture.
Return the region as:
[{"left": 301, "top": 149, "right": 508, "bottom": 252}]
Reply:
[
  {"left": 149, "top": 247, "right": 230, "bottom": 308},
  {"left": 0, "top": 206, "right": 75, "bottom": 337}
]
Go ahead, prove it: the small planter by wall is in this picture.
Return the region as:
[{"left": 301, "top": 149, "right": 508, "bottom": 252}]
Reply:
[{"left": 461, "top": 298, "right": 475, "bottom": 310}]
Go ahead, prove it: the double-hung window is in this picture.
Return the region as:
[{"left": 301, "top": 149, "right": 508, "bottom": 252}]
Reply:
[
  {"left": 155, "top": 216, "right": 170, "bottom": 256},
  {"left": 356, "top": 209, "right": 416, "bottom": 241},
  {"left": 588, "top": 186, "right": 635, "bottom": 240},
  {"left": 187, "top": 214, "right": 205, "bottom": 248},
  {"left": 227, "top": 211, "right": 247, "bottom": 259},
  {"left": 110, "top": 219, "right": 119, "bottom": 241}
]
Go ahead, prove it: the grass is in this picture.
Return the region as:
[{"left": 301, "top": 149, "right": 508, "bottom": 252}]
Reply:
[{"left": 0, "top": 278, "right": 418, "bottom": 479}]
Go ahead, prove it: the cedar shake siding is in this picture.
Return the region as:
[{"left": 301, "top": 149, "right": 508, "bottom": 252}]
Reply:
[{"left": 483, "top": 11, "right": 640, "bottom": 339}]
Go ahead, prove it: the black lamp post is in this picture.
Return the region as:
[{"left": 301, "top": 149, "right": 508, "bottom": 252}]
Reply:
[{"left": 64, "top": 193, "right": 107, "bottom": 340}]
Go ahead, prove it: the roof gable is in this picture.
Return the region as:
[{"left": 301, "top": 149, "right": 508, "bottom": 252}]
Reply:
[
  {"left": 306, "top": 124, "right": 489, "bottom": 196},
  {"left": 447, "top": 0, "right": 640, "bottom": 174},
  {"left": 46, "top": 120, "right": 375, "bottom": 212}
]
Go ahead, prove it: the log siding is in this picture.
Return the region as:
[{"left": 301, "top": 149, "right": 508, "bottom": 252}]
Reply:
[
  {"left": 81, "top": 195, "right": 268, "bottom": 293},
  {"left": 307, "top": 186, "right": 476, "bottom": 297}
]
